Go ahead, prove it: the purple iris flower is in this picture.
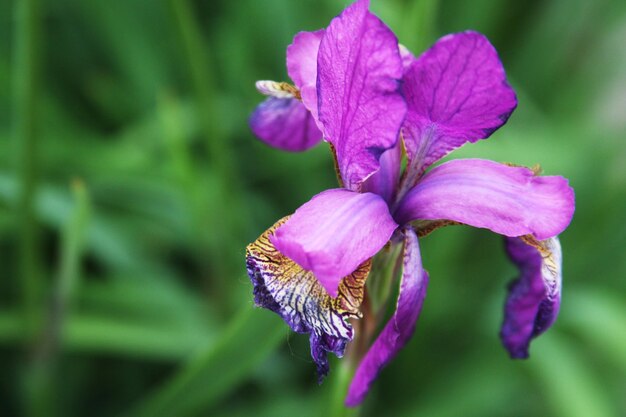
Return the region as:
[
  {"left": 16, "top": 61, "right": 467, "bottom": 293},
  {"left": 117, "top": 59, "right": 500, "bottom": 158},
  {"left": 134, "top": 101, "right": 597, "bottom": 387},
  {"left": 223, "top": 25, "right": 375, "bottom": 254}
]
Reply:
[{"left": 246, "top": 0, "right": 574, "bottom": 406}]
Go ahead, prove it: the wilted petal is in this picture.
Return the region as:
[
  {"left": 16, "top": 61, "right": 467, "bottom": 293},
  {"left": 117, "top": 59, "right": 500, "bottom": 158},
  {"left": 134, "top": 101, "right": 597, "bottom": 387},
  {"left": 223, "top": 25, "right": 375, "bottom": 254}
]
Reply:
[
  {"left": 346, "top": 226, "right": 429, "bottom": 406},
  {"left": 246, "top": 217, "right": 370, "bottom": 381},
  {"left": 249, "top": 97, "right": 322, "bottom": 151},
  {"left": 271, "top": 188, "right": 397, "bottom": 297},
  {"left": 317, "top": 0, "right": 406, "bottom": 191},
  {"left": 287, "top": 30, "right": 324, "bottom": 123},
  {"left": 402, "top": 32, "right": 517, "bottom": 177},
  {"left": 394, "top": 159, "right": 575, "bottom": 240},
  {"left": 500, "top": 236, "right": 562, "bottom": 358}
]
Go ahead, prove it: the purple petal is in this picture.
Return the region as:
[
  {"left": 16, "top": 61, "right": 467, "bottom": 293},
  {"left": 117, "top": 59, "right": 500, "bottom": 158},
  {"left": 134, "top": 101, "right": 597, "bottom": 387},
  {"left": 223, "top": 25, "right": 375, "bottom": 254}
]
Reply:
[
  {"left": 501, "top": 236, "right": 562, "bottom": 358},
  {"left": 271, "top": 188, "right": 397, "bottom": 297},
  {"left": 287, "top": 30, "right": 324, "bottom": 122},
  {"left": 317, "top": 0, "right": 407, "bottom": 191},
  {"left": 246, "top": 217, "right": 370, "bottom": 381},
  {"left": 394, "top": 159, "right": 575, "bottom": 240},
  {"left": 346, "top": 226, "right": 429, "bottom": 406},
  {"left": 362, "top": 141, "right": 402, "bottom": 203},
  {"left": 249, "top": 97, "right": 322, "bottom": 151},
  {"left": 401, "top": 32, "right": 517, "bottom": 176}
]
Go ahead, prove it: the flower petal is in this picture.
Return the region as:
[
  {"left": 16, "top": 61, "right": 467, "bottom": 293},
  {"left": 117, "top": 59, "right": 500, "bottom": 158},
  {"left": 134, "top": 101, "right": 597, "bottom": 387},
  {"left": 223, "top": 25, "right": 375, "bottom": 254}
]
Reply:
[
  {"left": 287, "top": 30, "right": 324, "bottom": 123},
  {"left": 249, "top": 96, "right": 322, "bottom": 151},
  {"left": 362, "top": 140, "right": 402, "bottom": 203},
  {"left": 271, "top": 188, "right": 398, "bottom": 297},
  {"left": 346, "top": 226, "right": 429, "bottom": 406},
  {"left": 317, "top": 0, "right": 407, "bottom": 191},
  {"left": 246, "top": 217, "right": 370, "bottom": 381},
  {"left": 500, "top": 236, "right": 562, "bottom": 358},
  {"left": 394, "top": 159, "right": 575, "bottom": 240},
  {"left": 401, "top": 32, "right": 517, "bottom": 177}
]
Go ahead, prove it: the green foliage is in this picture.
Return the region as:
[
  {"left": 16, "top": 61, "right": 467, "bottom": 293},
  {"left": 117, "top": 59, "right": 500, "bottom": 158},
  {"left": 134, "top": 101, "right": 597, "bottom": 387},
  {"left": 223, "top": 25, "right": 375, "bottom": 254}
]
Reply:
[{"left": 1, "top": 0, "right": 624, "bottom": 416}]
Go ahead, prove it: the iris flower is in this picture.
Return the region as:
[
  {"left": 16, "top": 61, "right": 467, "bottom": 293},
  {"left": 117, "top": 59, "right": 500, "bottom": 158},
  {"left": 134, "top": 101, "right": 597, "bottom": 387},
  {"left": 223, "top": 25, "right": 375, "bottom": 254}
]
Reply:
[{"left": 246, "top": 0, "right": 574, "bottom": 406}]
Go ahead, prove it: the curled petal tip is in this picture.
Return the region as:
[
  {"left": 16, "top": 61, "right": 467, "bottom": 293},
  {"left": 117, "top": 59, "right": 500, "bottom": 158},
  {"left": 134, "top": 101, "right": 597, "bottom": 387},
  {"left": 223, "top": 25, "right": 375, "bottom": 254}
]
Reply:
[
  {"left": 500, "top": 236, "right": 562, "bottom": 358},
  {"left": 249, "top": 97, "right": 322, "bottom": 152}
]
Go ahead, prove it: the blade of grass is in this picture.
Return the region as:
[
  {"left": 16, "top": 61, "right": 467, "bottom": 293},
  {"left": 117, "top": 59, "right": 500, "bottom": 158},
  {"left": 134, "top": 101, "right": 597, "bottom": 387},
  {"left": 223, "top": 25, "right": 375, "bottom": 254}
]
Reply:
[
  {"left": 123, "top": 307, "right": 286, "bottom": 417},
  {"left": 23, "top": 180, "right": 90, "bottom": 417},
  {"left": 0, "top": 311, "right": 212, "bottom": 361},
  {"left": 529, "top": 333, "right": 617, "bottom": 417},
  {"left": 13, "top": 0, "right": 41, "bottom": 342},
  {"left": 563, "top": 289, "right": 626, "bottom": 373}
]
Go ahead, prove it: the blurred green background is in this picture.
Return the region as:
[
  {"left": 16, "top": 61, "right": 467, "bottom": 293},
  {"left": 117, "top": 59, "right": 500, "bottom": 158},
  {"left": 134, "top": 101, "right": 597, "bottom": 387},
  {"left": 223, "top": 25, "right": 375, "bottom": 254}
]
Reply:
[{"left": 2, "top": 0, "right": 625, "bottom": 416}]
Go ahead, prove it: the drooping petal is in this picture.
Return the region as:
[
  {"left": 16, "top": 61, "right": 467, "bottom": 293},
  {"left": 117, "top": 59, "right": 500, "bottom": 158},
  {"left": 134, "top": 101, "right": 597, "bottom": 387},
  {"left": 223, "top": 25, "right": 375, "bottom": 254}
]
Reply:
[
  {"left": 346, "top": 226, "right": 429, "bottom": 406},
  {"left": 287, "top": 30, "right": 324, "bottom": 123},
  {"left": 246, "top": 217, "right": 370, "bottom": 381},
  {"left": 401, "top": 32, "right": 517, "bottom": 177},
  {"left": 317, "top": 0, "right": 407, "bottom": 191},
  {"left": 249, "top": 96, "right": 322, "bottom": 151},
  {"left": 500, "top": 236, "right": 562, "bottom": 358},
  {"left": 362, "top": 140, "right": 402, "bottom": 203},
  {"left": 271, "top": 188, "right": 398, "bottom": 297},
  {"left": 394, "top": 159, "right": 575, "bottom": 240}
]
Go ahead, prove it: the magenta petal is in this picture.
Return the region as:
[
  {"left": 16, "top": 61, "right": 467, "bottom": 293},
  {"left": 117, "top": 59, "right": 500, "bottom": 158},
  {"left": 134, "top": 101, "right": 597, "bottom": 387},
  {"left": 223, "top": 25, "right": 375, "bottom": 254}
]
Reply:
[
  {"left": 362, "top": 141, "right": 402, "bottom": 203},
  {"left": 402, "top": 32, "right": 517, "bottom": 175},
  {"left": 501, "top": 236, "right": 562, "bottom": 358},
  {"left": 317, "top": 0, "right": 407, "bottom": 190},
  {"left": 346, "top": 226, "right": 429, "bottom": 406},
  {"left": 395, "top": 159, "right": 575, "bottom": 240},
  {"left": 271, "top": 188, "right": 397, "bottom": 297},
  {"left": 249, "top": 97, "right": 322, "bottom": 151},
  {"left": 287, "top": 30, "right": 324, "bottom": 123}
]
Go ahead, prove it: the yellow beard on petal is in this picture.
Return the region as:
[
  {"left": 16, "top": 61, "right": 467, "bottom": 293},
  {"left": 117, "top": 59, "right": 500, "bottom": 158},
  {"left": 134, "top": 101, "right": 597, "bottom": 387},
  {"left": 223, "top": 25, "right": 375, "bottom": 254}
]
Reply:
[{"left": 246, "top": 217, "right": 370, "bottom": 339}]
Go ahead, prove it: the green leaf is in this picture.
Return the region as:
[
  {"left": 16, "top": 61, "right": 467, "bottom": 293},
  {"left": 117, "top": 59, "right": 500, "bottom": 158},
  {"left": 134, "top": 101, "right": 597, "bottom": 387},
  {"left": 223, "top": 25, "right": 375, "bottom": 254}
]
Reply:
[
  {"left": 529, "top": 333, "right": 618, "bottom": 417},
  {"left": 123, "top": 307, "right": 286, "bottom": 417}
]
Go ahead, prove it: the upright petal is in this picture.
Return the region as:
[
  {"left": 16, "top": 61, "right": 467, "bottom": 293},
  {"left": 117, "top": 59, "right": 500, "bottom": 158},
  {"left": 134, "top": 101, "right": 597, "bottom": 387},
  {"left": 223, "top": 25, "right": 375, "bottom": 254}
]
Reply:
[
  {"left": 346, "top": 226, "right": 429, "bottom": 406},
  {"left": 500, "top": 236, "right": 562, "bottom": 358},
  {"left": 394, "top": 159, "right": 575, "bottom": 240},
  {"left": 402, "top": 32, "right": 517, "bottom": 177},
  {"left": 317, "top": 0, "right": 407, "bottom": 191},
  {"left": 249, "top": 96, "right": 322, "bottom": 151},
  {"left": 287, "top": 30, "right": 325, "bottom": 123},
  {"left": 247, "top": 217, "right": 370, "bottom": 381},
  {"left": 362, "top": 140, "right": 402, "bottom": 203},
  {"left": 271, "top": 188, "right": 398, "bottom": 297}
]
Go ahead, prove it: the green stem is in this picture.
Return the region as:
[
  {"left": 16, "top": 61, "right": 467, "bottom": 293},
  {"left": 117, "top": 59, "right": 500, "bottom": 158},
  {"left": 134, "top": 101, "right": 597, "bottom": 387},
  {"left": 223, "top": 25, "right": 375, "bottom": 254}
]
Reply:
[
  {"left": 23, "top": 181, "right": 90, "bottom": 417},
  {"left": 328, "top": 359, "right": 360, "bottom": 417},
  {"left": 13, "top": 0, "right": 41, "bottom": 342}
]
